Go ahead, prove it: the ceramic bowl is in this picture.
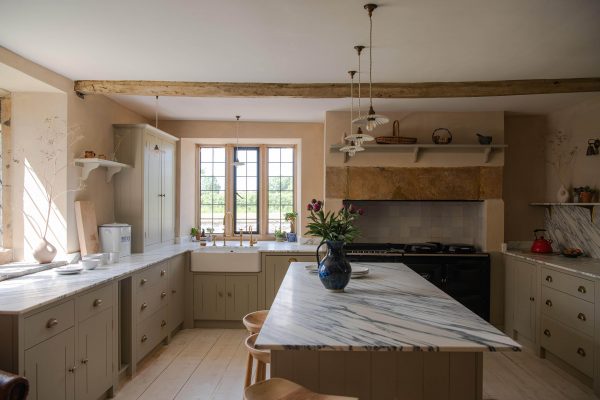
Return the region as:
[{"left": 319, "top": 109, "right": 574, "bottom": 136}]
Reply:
[
  {"left": 80, "top": 258, "right": 100, "bottom": 270},
  {"left": 85, "top": 253, "right": 109, "bottom": 265}
]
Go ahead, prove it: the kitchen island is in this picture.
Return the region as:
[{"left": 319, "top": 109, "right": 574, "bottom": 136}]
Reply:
[{"left": 256, "top": 262, "right": 520, "bottom": 400}]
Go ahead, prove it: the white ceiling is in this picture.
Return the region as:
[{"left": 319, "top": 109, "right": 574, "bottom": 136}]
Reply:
[{"left": 1, "top": 0, "right": 599, "bottom": 121}]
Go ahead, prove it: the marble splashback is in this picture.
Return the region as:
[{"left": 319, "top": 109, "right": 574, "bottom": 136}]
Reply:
[
  {"left": 545, "top": 205, "right": 600, "bottom": 259},
  {"left": 349, "top": 200, "right": 484, "bottom": 246}
]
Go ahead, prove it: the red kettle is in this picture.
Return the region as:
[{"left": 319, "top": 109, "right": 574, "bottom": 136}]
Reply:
[{"left": 531, "top": 229, "right": 553, "bottom": 253}]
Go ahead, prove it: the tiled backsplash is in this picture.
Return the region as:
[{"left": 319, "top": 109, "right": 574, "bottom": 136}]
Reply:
[
  {"left": 545, "top": 206, "right": 600, "bottom": 259},
  {"left": 347, "top": 201, "right": 484, "bottom": 247}
]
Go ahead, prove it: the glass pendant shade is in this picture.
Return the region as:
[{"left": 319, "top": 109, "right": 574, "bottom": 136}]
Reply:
[
  {"left": 339, "top": 143, "right": 365, "bottom": 157},
  {"left": 353, "top": 106, "right": 389, "bottom": 132},
  {"left": 345, "top": 127, "right": 374, "bottom": 145}
]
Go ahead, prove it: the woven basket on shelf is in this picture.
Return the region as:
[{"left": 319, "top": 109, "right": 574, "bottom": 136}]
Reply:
[{"left": 375, "top": 120, "right": 417, "bottom": 144}]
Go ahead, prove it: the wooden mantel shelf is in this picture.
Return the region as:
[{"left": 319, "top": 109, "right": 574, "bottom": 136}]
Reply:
[
  {"left": 75, "top": 158, "right": 130, "bottom": 182},
  {"left": 329, "top": 143, "right": 507, "bottom": 163},
  {"left": 530, "top": 202, "right": 599, "bottom": 222}
]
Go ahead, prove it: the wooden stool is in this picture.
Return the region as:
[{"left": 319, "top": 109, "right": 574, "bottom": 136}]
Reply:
[
  {"left": 244, "top": 333, "right": 271, "bottom": 388},
  {"left": 243, "top": 310, "right": 269, "bottom": 333},
  {"left": 244, "top": 378, "right": 358, "bottom": 400}
]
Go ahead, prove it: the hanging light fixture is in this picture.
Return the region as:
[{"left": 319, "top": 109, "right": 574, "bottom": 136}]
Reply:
[
  {"left": 232, "top": 115, "right": 245, "bottom": 167},
  {"left": 153, "top": 96, "right": 161, "bottom": 153},
  {"left": 346, "top": 45, "right": 373, "bottom": 146},
  {"left": 340, "top": 70, "right": 365, "bottom": 157},
  {"left": 352, "top": 4, "right": 389, "bottom": 132}
]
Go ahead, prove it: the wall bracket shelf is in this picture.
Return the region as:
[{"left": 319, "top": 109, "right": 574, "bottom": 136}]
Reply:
[
  {"left": 530, "top": 202, "right": 599, "bottom": 223},
  {"left": 329, "top": 144, "right": 507, "bottom": 163},
  {"left": 75, "top": 158, "right": 130, "bottom": 182}
]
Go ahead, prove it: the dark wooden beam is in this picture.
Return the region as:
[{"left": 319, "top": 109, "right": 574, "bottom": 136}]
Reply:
[{"left": 74, "top": 77, "right": 600, "bottom": 98}]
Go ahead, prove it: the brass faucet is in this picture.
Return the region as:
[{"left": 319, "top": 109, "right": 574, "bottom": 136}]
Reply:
[{"left": 248, "top": 225, "right": 257, "bottom": 247}]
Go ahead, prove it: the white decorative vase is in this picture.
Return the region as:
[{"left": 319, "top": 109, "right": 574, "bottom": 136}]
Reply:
[
  {"left": 32, "top": 238, "right": 57, "bottom": 264},
  {"left": 557, "top": 185, "right": 570, "bottom": 203}
]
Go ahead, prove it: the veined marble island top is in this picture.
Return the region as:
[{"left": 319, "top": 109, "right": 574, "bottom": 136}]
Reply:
[{"left": 256, "top": 262, "right": 520, "bottom": 352}]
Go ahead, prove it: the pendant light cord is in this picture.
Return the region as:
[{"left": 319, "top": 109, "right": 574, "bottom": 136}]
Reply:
[
  {"left": 368, "top": 13, "right": 373, "bottom": 109},
  {"left": 350, "top": 74, "right": 354, "bottom": 135},
  {"left": 155, "top": 96, "right": 159, "bottom": 128},
  {"left": 357, "top": 50, "right": 361, "bottom": 118}
]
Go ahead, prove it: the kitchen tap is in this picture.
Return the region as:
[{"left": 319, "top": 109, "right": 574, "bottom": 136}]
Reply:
[{"left": 248, "top": 225, "right": 257, "bottom": 247}]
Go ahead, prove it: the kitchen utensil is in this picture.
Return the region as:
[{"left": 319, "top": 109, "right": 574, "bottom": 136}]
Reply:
[
  {"left": 375, "top": 120, "right": 417, "bottom": 144},
  {"left": 74, "top": 201, "right": 100, "bottom": 256},
  {"left": 55, "top": 265, "right": 83, "bottom": 275},
  {"left": 476, "top": 133, "right": 493, "bottom": 145},
  {"left": 432, "top": 128, "right": 452, "bottom": 144},
  {"left": 80, "top": 259, "right": 100, "bottom": 270},
  {"left": 531, "top": 229, "right": 553, "bottom": 253},
  {"left": 108, "top": 252, "right": 120, "bottom": 264}
]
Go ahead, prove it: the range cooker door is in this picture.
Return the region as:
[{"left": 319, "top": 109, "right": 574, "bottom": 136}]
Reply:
[
  {"left": 402, "top": 260, "right": 444, "bottom": 289},
  {"left": 444, "top": 258, "right": 490, "bottom": 321}
]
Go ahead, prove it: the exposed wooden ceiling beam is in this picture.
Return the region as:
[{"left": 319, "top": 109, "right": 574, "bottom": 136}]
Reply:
[{"left": 74, "top": 77, "right": 600, "bottom": 99}]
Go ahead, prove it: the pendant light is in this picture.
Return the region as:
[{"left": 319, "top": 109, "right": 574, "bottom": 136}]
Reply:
[
  {"left": 232, "top": 115, "right": 245, "bottom": 167},
  {"left": 346, "top": 45, "right": 373, "bottom": 146},
  {"left": 352, "top": 3, "right": 389, "bottom": 132},
  {"left": 340, "top": 70, "right": 365, "bottom": 157},
  {"left": 153, "top": 96, "right": 160, "bottom": 153}
]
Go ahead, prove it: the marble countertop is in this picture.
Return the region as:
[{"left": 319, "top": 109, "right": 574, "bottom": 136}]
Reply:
[
  {"left": 256, "top": 262, "right": 520, "bottom": 352},
  {"left": 0, "top": 240, "right": 318, "bottom": 315},
  {"left": 504, "top": 250, "right": 600, "bottom": 279}
]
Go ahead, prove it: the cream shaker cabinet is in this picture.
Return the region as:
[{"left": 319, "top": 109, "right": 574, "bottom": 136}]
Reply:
[
  {"left": 193, "top": 274, "right": 259, "bottom": 321},
  {"left": 113, "top": 124, "right": 178, "bottom": 253},
  {"left": 264, "top": 253, "right": 315, "bottom": 309}
]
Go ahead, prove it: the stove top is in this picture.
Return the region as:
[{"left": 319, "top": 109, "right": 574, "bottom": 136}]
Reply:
[{"left": 345, "top": 242, "right": 482, "bottom": 255}]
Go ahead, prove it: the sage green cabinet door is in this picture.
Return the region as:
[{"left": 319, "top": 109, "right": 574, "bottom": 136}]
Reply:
[
  {"left": 513, "top": 258, "right": 537, "bottom": 342},
  {"left": 161, "top": 139, "right": 176, "bottom": 243},
  {"left": 193, "top": 275, "right": 226, "bottom": 320},
  {"left": 144, "top": 134, "right": 162, "bottom": 247},
  {"left": 169, "top": 254, "right": 186, "bottom": 330},
  {"left": 76, "top": 308, "right": 114, "bottom": 400},
  {"left": 25, "top": 327, "right": 75, "bottom": 400},
  {"left": 265, "top": 254, "right": 315, "bottom": 308},
  {"left": 225, "top": 275, "right": 258, "bottom": 321}
]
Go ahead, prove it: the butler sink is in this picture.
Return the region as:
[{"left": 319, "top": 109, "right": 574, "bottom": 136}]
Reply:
[{"left": 191, "top": 245, "right": 261, "bottom": 272}]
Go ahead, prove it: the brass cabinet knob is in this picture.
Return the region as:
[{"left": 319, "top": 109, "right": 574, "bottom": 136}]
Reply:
[
  {"left": 545, "top": 275, "right": 553, "bottom": 283},
  {"left": 141, "top": 278, "right": 148, "bottom": 285},
  {"left": 161, "top": 320, "right": 167, "bottom": 327},
  {"left": 577, "top": 347, "right": 586, "bottom": 357},
  {"left": 68, "top": 366, "right": 77, "bottom": 373},
  {"left": 227, "top": 292, "right": 232, "bottom": 298},
  {"left": 545, "top": 299, "right": 552, "bottom": 307},
  {"left": 161, "top": 291, "right": 167, "bottom": 298},
  {"left": 141, "top": 302, "right": 148, "bottom": 310},
  {"left": 81, "top": 359, "right": 88, "bottom": 365},
  {"left": 543, "top": 329, "right": 551, "bottom": 337},
  {"left": 172, "top": 289, "right": 177, "bottom": 294},
  {"left": 161, "top": 270, "right": 166, "bottom": 276},
  {"left": 93, "top": 299, "right": 103, "bottom": 307},
  {"left": 578, "top": 286, "right": 587, "bottom": 294},
  {"left": 141, "top": 335, "right": 148, "bottom": 343},
  {"left": 529, "top": 297, "right": 535, "bottom": 302},
  {"left": 578, "top": 312, "right": 587, "bottom": 321},
  {"left": 218, "top": 292, "right": 223, "bottom": 297},
  {"left": 46, "top": 318, "right": 58, "bottom": 328},
  {"left": 288, "top": 257, "right": 298, "bottom": 263}
]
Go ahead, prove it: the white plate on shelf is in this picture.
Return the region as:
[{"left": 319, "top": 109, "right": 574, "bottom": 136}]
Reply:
[{"left": 55, "top": 265, "right": 83, "bottom": 275}]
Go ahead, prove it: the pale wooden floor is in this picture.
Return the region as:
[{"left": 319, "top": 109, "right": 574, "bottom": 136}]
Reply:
[{"left": 115, "top": 328, "right": 598, "bottom": 400}]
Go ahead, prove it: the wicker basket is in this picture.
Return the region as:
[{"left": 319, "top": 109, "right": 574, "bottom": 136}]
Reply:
[{"left": 375, "top": 120, "right": 417, "bottom": 144}]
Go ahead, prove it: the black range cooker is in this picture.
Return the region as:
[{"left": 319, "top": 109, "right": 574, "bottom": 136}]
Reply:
[{"left": 344, "top": 242, "right": 490, "bottom": 321}]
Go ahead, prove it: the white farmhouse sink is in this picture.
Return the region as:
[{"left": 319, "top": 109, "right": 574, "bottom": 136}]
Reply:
[{"left": 191, "top": 246, "right": 261, "bottom": 272}]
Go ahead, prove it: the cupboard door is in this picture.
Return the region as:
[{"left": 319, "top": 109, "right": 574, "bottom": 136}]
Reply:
[
  {"left": 144, "top": 134, "right": 162, "bottom": 247},
  {"left": 193, "top": 275, "right": 226, "bottom": 320},
  {"left": 226, "top": 276, "right": 258, "bottom": 321},
  {"left": 265, "top": 255, "right": 314, "bottom": 308},
  {"left": 25, "top": 327, "right": 75, "bottom": 400},
  {"left": 160, "top": 139, "right": 176, "bottom": 243},
  {"left": 169, "top": 255, "right": 186, "bottom": 330},
  {"left": 76, "top": 308, "right": 113, "bottom": 400},
  {"left": 513, "top": 258, "right": 537, "bottom": 342}
]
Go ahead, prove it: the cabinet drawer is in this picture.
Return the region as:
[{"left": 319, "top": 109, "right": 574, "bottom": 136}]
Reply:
[
  {"left": 541, "top": 267, "right": 594, "bottom": 303},
  {"left": 136, "top": 278, "right": 169, "bottom": 323},
  {"left": 136, "top": 306, "right": 168, "bottom": 362},
  {"left": 76, "top": 283, "right": 114, "bottom": 322},
  {"left": 541, "top": 286, "right": 594, "bottom": 337},
  {"left": 24, "top": 301, "right": 75, "bottom": 349},
  {"left": 134, "top": 261, "right": 168, "bottom": 292},
  {"left": 541, "top": 316, "right": 594, "bottom": 377}
]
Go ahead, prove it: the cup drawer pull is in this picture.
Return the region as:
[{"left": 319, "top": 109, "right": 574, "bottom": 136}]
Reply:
[
  {"left": 141, "top": 302, "right": 148, "bottom": 310},
  {"left": 578, "top": 286, "right": 587, "bottom": 294},
  {"left": 546, "top": 275, "right": 553, "bottom": 283},
  {"left": 141, "top": 335, "right": 148, "bottom": 343},
  {"left": 543, "top": 329, "right": 551, "bottom": 337},
  {"left": 93, "top": 299, "right": 103, "bottom": 307},
  {"left": 46, "top": 318, "right": 59, "bottom": 328},
  {"left": 577, "top": 347, "right": 586, "bottom": 357},
  {"left": 578, "top": 313, "right": 587, "bottom": 321},
  {"left": 545, "top": 299, "right": 552, "bottom": 307}
]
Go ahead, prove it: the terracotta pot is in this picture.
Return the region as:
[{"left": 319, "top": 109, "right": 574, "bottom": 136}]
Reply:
[
  {"left": 32, "top": 238, "right": 57, "bottom": 264},
  {"left": 580, "top": 191, "right": 594, "bottom": 203},
  {"left": 195, "top": 233, "right": 202, "bottom": 240}
]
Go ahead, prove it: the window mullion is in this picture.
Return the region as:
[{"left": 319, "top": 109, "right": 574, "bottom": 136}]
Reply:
[{"left": 259, "top": 145, "right": 268, "bottom": 236}]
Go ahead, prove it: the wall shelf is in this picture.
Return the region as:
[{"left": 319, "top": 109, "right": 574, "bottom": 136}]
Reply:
[
  {"left": 329, "top": 144, "right": 507, "bottom": 163},
  {"left": 530, "top": 202, "right": 599, "bottom": 223},
  {"left": 75, "top": 158, "right": 130, "bottom": 182}
]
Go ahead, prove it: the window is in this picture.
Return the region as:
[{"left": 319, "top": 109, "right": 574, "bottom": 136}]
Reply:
[
  {"left": 267, "top": 147, "right": 294, "bottom": 233},
  {"left": 233, "top": 147, "right": 259, "bottom": 233},
  {"left": 198, "top": 145, "right": 296, "bottom": 238},
  {"left": 199, "top": 147, "right": 226, "bottom": 233}
]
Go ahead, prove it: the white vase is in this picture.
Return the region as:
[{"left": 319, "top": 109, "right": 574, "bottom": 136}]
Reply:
[
  {"left": 556, "top": 185, "right": 570, "bottom": 203},
  {"left": 32, "top": 238, "right": 57, "bottom": 264}
]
